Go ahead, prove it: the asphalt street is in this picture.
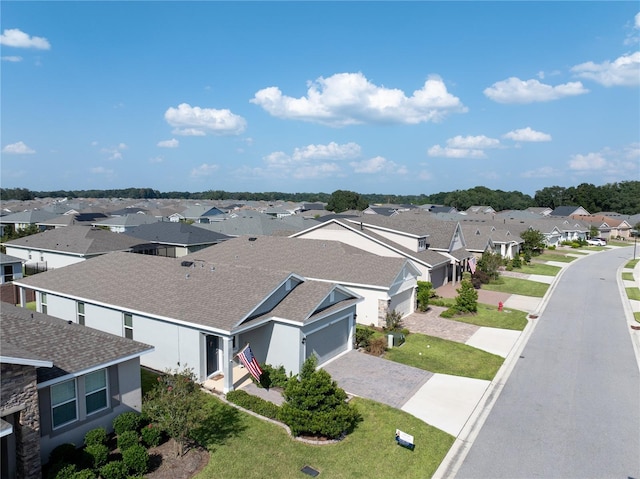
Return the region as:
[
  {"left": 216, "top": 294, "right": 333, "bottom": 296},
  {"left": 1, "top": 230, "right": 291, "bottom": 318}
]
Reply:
[{"left": 456, "top": 247, "right": 640, "bottom": 479}]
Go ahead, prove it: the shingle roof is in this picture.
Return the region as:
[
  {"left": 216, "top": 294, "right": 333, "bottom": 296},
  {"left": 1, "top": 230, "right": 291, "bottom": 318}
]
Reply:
[
  {"left": 0, "top": 210, "right": 61, "bottom": 224},
  {"left": 93, "top": 214, "right": 160, "bottom": 227},
  {"left": 182, "top": 235, "right": 409, "bottom": 288},
  {"left": 126, "top": 221, "right": 230, "bottom": 246},
  {"left": 194, "top": 212, "right": 319, "bottom": 237},
  {"left": 14, "top": 252, "right": 341, "bottom": 332},
  {"left": 0, "top": 253, "right": 23, "bottom": 265},
  {"left": 4, "top": 225, "right": 148, "bottom": 255},
  {"left": 1, "top": 303, "right": 153, "bottom": 384}
]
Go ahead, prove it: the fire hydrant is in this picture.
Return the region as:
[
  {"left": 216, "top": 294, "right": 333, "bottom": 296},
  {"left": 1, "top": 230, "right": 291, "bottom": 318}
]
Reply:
[{"left": 498, "top": 301, "right": 504, "bottom": 312}]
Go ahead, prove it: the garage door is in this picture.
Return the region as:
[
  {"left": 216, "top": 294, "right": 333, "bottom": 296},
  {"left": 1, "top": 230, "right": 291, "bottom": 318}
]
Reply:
[
  {"left": 305, "top": 318, "right": 349, "bottom": 365},
  {"left": 389, "top": 288, "right": 414, "bottom": 317}
]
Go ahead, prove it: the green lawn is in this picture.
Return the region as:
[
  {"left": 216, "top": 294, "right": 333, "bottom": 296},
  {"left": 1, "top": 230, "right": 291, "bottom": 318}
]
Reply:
[
  {"left": 481, "top": 277, "right": 549, "bottom": 297},
  {"left": 193, "top": 395, "right": 454, "bottom": 479},
  {"left": 635, "top": 312, "right": 640, "bottom": 323},
  {"left": 384, "top": 333, "right": 504, "bottom": 380},
  {"left": 626, "top": 259, "right": 639, "bottom": 269},
  {"left": 535, "top": 252, "right": 577, "bottom": 263},
  {"left": 25, "top": 301, "right": 36, "bottom": 311},
  {"left": 622, "top": 272, "right": 635, "bottom": 281},
  {"left": 141, "top": 367, "right": 161, "bottom": 396},
  {"left": 626, "top": 287, "right": 640, "bottom": 301},
  {"left": 447, "top": 303, "right": 528, "bottom": 331},
  {"left": 512, "top": 263, "right": 561, "bottom": 276}
]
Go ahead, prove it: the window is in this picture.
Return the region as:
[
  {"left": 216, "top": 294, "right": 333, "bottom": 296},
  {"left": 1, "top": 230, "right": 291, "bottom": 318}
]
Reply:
[
  {"left": 51, "top": 379, "right": 77, "bottom": 428},
  {"left": 28, "top": 250, "right": 32, "bottom": 260},
  {"left": 41, "top": 292, "right": 47, "bottom": 315},
  {"left": 124, "top": 313, "right": 133, "bottom": 339},
  {"left": 3, "top": 265, "right": 13, "bottom": 282},
  {"left": 418, "top": 237, "right": 427, "bottom": 251},
  {"left": 85, "top": 369, "right": 108, "bottom": 415},
  {"left": 77, "top": 302, "right": 85, "bottom": 326}
]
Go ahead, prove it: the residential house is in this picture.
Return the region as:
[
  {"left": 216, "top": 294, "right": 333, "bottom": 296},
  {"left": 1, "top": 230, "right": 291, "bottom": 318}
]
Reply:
[
  {"left": 125, "top": 221, "right": 231, "bottom": 257},
  {"left": 14, "top": 252, "right": 361, "bottom": 393},
  {"left": 570, "top": 214, "right": 632, "bottom": 240},
  {"left": 465, "top": 205, "right": 496, "bottom": 214},
  {"left": 460, "top": 224, "right": 523, "bottom": 260},
  {"left": 195, "top": 211, "right": 319, "bottom": 238},
  {"left": 182, "top": 235, "right": 420, "bottom": 326},
  {"left": 0, "top": 210, "right": 61, "bottom": 235},
  {"left": 92, "top": 214, "right": 161, "bottom": 233},
  {"left": 38, "top": 212, "right": 109, "bottom": 230},
  {"left": 168, "top": 205, "right": 226, "bottom": 223},
  {"left": 291, "top": 217, "right": 452, "bottom": 287},
  {"left": 3, "top": 225, "right": 151, "bottom": 270},
  {"left": 1, "top": 302, "right": 153, "bottom": 474},
  {"left": 549, "top": 206, "right": 590, "bottom": 217},
  {"left": 0, "top": 253, "right": 24, "bottom": 284}
]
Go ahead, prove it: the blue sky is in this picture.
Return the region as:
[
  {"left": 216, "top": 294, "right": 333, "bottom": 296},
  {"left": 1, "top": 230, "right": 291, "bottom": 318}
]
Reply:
[{"left": 1, "top": 1, "right": 639, "bottom": 197}]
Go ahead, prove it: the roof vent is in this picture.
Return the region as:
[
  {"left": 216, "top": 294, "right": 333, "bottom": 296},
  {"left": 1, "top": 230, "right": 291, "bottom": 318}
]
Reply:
[
  {"left": 181, "top": 261, "right": 194, "bottom": 267},
  {"left": 248, "top": 237, "right": 257, "bottom": 241}
]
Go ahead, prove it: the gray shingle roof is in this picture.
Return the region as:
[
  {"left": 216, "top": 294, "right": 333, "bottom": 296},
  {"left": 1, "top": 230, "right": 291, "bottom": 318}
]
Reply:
[
  {"left": 195, "top": 212, "right": 318, "bottom": 237},
  {"left": 0, "top": 210, "right": 61, "bottom": 224},
  {"left": 93, "top": 214, "right": 160, "bottom": 227},
  {"left": 1, "top": 302, "right": 153, "bottom": 384},
  {"left": 0, "top": 253, "right": 23, "bottom": 265},
  {"left": 4, "top": 225, "right": 148, "bottom": 255},
  {"left": 182, "top": 235, "right": 409, "bottom": 288},
  {"left": 126, "top": 221, "right": 230, "bottom": 246},
  {"left": 14, "top": 252, "right": 339, "bottom": 332}
]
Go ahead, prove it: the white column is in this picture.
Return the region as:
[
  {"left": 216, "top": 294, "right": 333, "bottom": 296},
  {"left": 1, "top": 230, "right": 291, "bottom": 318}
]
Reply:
[
  {"left": 18, "top": 287, "right": 26, "bottom": 307},
  {"left": 222, "top": 336, "right": 234, "bottom": 393}
]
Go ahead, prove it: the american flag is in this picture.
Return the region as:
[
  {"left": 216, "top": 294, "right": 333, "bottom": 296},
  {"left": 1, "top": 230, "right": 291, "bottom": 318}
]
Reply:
[
  {"left": 237, "top": 344, "right": 263, "bottom": 382},
  {"left": 469, "top": 256, "right": 477, "bottom": 274}
]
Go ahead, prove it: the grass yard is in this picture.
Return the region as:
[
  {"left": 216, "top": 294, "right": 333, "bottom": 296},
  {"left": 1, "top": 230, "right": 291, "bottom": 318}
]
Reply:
[
  {"left": 626, "top": 259, "right": 639, "bottom": 269},
  {"left": 512, "top": 263, "right": 561, "bottom": 276},
  {"left": 193, "top": 395, "right": 454, "bottom": 479},
  {"left": 384, "top": 333, "right": 503, "bottom": 380},
  {"left": 635, "top": 312, "right": 640, "bottom": 323},
  {"left": 25, "top": 301, "right": 36, "bottom": 311},
  {"left": 626, "top": 287, "right": 640, "bottom": 301},
  {"left": 141, "top": 367, "right": 162, "bottom": 396},
  {"left": 449, "top": 303, "right": 528, "bottom": 331},
  {"left": 622, "top": 272, "right": 635, "bottom": 281},
  {"left": 481, "top": 277, "right": 549, "bottom": 297},
  {"left": 535, "top": 252, "right": 577, "bottom": 263}
]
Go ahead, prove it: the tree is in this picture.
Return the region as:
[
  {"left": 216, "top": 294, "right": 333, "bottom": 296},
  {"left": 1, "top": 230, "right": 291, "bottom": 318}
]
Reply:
[
  {"left": 142, "top": 367, "right": 208, "bottom": 456},
  {"left": 325, "top": 190, "right": 368, "bottom": 213},
  {"left": 589, "top": 225, "right": 599, "bottom": 238},
  {"left": 416, "top": 281, "right": 433, "bottom": 312},
  {"left": 520, "top": 229, "right": 546, "bottom": 257},
  {"left": 478, "top": 250, "right": 502, "bottom": 280},
  {"left": 279, "top": 356, "right": 360, "bottom": 439},
  {"left": 455, "top": 275, "right": 478, "bottom": 313}
]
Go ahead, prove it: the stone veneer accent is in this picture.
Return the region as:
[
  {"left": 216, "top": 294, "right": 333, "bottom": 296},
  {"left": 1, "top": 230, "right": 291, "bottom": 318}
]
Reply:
[
  {"left": 377, "top": 298, "right": 390, "bottom": 328},
  {"left": 0, "top": 363, "right": 42, "bottom": 479}
]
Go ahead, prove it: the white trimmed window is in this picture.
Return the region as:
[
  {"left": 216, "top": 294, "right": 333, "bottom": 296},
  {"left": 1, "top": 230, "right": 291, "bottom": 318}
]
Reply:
[
  {"left": 85, "top": 369, "right": 108, "bottom": 415},
  {"left": 418, "top": 237, "right": 427, "bottom": 251},
  {"left": 41, "top": 292, "right": 47, "bottom": 315},
  {"left": 51, "top": 379, "right": 77, "bottom": 428},
  {"left": 124, "top": 313, "right": 133, "bottom": 339},
  {"left": 77, "top": 302, "right": 85, "bottom": 326}
]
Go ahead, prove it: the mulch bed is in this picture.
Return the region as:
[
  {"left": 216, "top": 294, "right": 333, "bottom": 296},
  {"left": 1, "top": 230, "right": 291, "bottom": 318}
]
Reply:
[{"left": 145, "top": 439, "right": 209, "bottom": 479}]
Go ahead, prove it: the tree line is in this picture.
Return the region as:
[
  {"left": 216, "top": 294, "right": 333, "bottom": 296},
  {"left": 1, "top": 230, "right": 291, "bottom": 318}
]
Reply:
[{"left": 1, "top": 181, "right": 638, "bottom": 215}]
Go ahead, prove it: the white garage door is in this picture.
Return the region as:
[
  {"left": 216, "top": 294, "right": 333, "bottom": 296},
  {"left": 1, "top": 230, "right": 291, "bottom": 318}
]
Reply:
[
  {"left": 305, "top": 318, "right": 350, "bottom": 365},
  {"left": 389, "top": 288, "right": 414, "bottom": 317}
]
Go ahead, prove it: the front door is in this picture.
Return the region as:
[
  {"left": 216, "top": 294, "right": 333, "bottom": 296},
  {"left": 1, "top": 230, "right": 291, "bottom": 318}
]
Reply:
[{"left": 205, "top": 335, "right": 218, "bottom": 377}]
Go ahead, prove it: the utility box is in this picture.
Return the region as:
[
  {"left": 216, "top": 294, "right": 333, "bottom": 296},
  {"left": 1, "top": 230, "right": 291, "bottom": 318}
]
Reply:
[{"left": 387, "top": 332, "right": 405, "bottom": 348}]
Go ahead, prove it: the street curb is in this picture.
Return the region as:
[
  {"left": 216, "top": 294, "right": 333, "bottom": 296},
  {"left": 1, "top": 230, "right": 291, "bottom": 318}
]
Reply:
[
  {"left": 618, "top": 253, "right": 640, "bottom": 371},
  {"left": 431, "top": 248, "right": 597, "bottom": 479}
]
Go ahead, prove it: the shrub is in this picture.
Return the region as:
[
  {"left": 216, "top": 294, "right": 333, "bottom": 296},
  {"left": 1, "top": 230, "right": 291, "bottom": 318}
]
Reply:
[
  {"left": 53, "top": 464, "right": 77, "bottom": 479},
  {"left": 354, "top": 325, "right": 374, "bottom": 349},
  {"left": 416, "top": 281, "right": 432, "bottom": 312},
  {"left": 113, "top": 412, "right": 141, "bottom": 436},
  {"left": 84, "top": 427, "right": 108, "bottom": 447},
  {"left": 384, "top": 309, "right": 403, "bottom": 331},
  {"left": 279, "top": 356, "right": 361, "bottom": 439},
  {"left": 455, "top": 278, "right": 478, "bottom": 313},
  {"left": 71, "top": 469, "right": 96, "bottom": 479},
  {"left": 472, "top": 270, "right": 491, "bottom": 285},
  {"left": 226, "top": 389, "right": 281, "bottom": 420},
  {"left": 367, "top": 337, "right": 387, "bottom": 356},
  {"left": 116, "top": 430, "right": 139, "bottom": 452},
  {"left": 99, "top": 461, "right": 128, "bottom": 479},
  {"left": 548, "top": 245, "right": 556, "bottom": 250},
  {"left": 141, "top": 423, "right": 163, "bottom": 448},
  {"left": 511, "top": 255, "right": 522, "bottom": 269},
  {"left": 440, "top": 308, "right": 457, "bottom": 318},
  {"left": 84, "top": 443, "right": 109, "bottom": 469},
  {"left": 122, "top": 444, "right": 150, "bottom": 476},
  {"left": 258, "top": 363, "right": 290, "bottom": 389},
  {"left": 49, "top": 443, "right": 78, "bottom": 467}
]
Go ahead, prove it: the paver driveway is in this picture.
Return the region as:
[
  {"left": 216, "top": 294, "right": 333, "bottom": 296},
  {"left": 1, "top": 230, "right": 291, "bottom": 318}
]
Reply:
[{"left": 321, "top": 350, "right": 432, "bottom": 408}]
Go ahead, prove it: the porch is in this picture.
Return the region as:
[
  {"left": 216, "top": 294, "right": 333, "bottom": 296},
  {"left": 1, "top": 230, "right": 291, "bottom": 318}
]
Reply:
[{"left": 202, "top": 363, "right": 253, "bottom": 393}]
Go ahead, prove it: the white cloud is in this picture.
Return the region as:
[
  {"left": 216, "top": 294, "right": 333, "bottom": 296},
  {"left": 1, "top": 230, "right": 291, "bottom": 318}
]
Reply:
[
  {"left": 447, "top": 135, "right": 500, "bottom": 149},
  {"left": 483, "top": 77, "right": 588, "bottom": 103},
  {"left": 520, "top": 166, "right": 562, "bottom": 178},
  {"left": 0, "top": 29, "right": 50, "bottom": 49},
  {"left": 251, "top": 72, "right": 467, "bottom": 126},
  {"left": 165, "top": 103, "right": 246, "bottom": 136},
  {"left": 190, "top": 163, "right": 219, "bottom": 178},
  {"left": 149, "top": 156, "right": 163, "bottom": 164},
  {"left": 568, "top": 152, "right": 608, "bottom": 170},
  {"left": 157, "top": 138, "right": 179, "bottom": 148},
  {"left": 503, "top": 127, "right": 552, "bottom": 142},
  {"left": 292, "top": 142, "right": 361, "bottom": 161},
  {"left": 571, "top": 52, "right": 640, "bottom": 87},
  {"left": 292, "top": 163, "right": 342, "bottom": 180},
  {"left": 2, "top": 56, "right": 22, "bottom": 62},
  {"left": 349, "top": 156, "right": 403, "bottom": 174},
  {"left": 100, "top": 143, "right": 127, "bottom": 161},
  {"left": 90, "top": 166, "right": 114, "bottom": 175},
  {"left": 427, "top": 145, "right": 487, "bottom": 159},
  {"left": 2, "top": 141, "right": 35, "bottom": 154}
]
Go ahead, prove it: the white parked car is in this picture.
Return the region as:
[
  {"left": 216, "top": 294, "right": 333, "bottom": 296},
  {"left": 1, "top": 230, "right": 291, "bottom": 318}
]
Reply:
[{"left": 587, "top": 238, "right": 606, "bottom": 246}]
